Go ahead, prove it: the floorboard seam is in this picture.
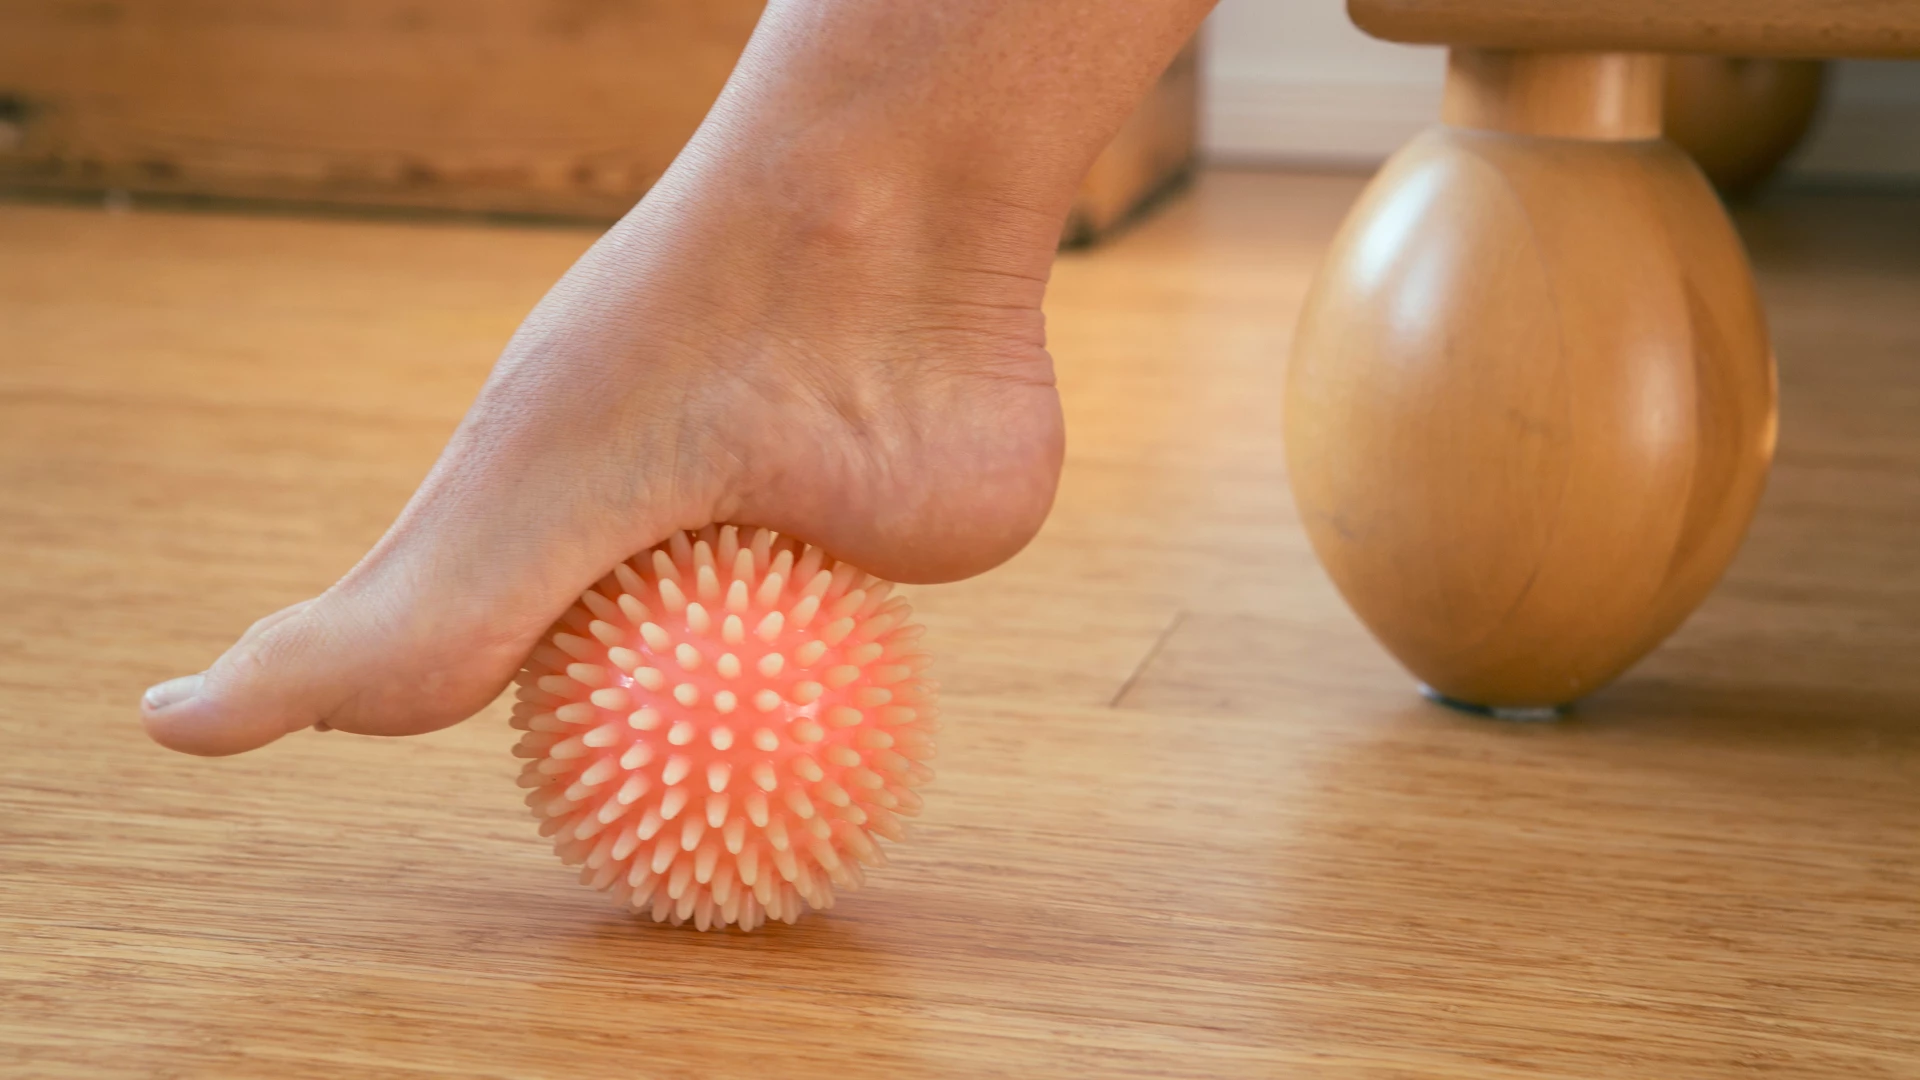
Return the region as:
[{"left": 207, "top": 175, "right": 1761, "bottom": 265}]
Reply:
[{"left": 1108, "top": 608, "right": 1186, "bottom": 708}]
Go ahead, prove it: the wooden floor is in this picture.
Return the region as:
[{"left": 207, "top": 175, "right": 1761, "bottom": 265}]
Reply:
[{"left": 3, "top": 171, "right": 1918, "bottom": 1078}]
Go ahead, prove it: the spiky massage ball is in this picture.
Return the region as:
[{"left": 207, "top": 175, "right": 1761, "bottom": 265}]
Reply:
[{"left": 511, "top": 525, "right": 936, "bottom": 931}]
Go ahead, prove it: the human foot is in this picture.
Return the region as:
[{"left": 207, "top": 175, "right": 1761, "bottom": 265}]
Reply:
[{"left": 141, "top": 139, "right": 1066, "bottom": 756}]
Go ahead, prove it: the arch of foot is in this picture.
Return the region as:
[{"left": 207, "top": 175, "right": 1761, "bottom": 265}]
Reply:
[{"left": 512, "top": 525, "right": 937, "bottom": 931}]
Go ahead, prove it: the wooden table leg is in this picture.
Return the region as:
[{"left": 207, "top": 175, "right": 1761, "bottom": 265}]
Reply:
[
  {"left": 1284, "top": 50, "right": 1777, "bottom": 711},
  {"left": 1663, "top": 56, "right": 1827, "bottom": 197}
]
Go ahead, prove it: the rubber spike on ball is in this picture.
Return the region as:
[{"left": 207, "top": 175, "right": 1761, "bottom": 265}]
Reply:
[{"left": 511, "top": 525, "right": 938, "bottom": 931}]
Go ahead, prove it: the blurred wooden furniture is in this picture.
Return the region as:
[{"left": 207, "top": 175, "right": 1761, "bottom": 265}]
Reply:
[
  {"left": 0, "top": 0, "right": 1195, "bottom": 240},
  {"left": 1285, "top": 1, "right": 1920, "bottom": 710},
  {"left": 1663, "top": 57, "right": 1827, "bottom": 196},
  {"left": 1063, "top": 41, "right": 1198, "bottom": 245},
  {"left": 6, "top": 172, "right": 1920, "bottom": 1078},
  {"left": 1349, "top": 1, "right": 1920, "bottom": 56}
]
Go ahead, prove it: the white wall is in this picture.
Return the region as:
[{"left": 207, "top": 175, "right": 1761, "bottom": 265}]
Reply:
[
  {"left": 1201, "top": 0, "right": 1920, "bottom": 182},
  {"left": 1202, "top": 0, "right": 1442, "bottom": 166}
]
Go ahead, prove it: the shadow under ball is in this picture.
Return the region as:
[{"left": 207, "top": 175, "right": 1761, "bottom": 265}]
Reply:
[{"left": 1285, "top": 51, "right": 1778, "bottom": 709}]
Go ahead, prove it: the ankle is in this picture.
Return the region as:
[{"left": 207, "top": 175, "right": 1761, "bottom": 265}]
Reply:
[
  {"left": 625, "top": 138, "right": 1054, "bottom": 372},
  {"left": 686, "top": 135, "right": 1058, "bottom": 283}
]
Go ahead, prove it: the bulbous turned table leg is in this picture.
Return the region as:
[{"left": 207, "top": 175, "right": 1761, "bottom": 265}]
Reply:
[
  {"left": 1663, "top": 57, "right": 1827, "bottom": 198},
  {"left": 1284, "top": 50, "right": 1777, "bottom": 710}
]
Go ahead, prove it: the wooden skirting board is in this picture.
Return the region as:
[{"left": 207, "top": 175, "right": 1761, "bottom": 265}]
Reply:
[{"left": 0, "top": 1, "right": 1196, "bottom": 243}]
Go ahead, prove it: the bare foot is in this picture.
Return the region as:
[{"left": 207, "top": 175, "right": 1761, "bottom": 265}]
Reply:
[{"left": 141, "top": 132, "right": 1066, "bottom": 755}]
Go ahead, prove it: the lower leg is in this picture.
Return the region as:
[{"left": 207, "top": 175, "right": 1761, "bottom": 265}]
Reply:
[{"left": 142, "top": 0, "right": 1217, "bottom": 755}]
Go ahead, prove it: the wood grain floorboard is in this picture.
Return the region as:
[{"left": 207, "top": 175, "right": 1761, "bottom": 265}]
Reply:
[{"left": 2, "top": 173, "right": 1916, "bottom": 1078}]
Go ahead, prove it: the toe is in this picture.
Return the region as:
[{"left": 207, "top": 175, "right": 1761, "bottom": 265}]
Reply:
[
  {"left": 141, "top": 541, "right": 574, "bottom": 757},
  {"left": 141, "top": 598, "right": 360, "bottom": 756}
]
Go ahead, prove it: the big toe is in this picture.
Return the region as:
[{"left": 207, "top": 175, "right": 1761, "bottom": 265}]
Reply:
[
  {"left": 140, "top": 591, "right": 528, "bottom": 757},
  {"left": 142, "top": 598, "right": 362, "bottom": 756}
]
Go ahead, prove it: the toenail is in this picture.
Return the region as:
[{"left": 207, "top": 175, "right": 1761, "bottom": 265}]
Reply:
[{"left": 142, "top": 674, "right": 204, "bottom": 712}]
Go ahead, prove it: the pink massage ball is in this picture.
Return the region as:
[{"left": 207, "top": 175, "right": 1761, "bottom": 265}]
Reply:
[{"left": 511, "top": 525, "right": 937, "bottom": 931}]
